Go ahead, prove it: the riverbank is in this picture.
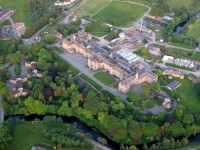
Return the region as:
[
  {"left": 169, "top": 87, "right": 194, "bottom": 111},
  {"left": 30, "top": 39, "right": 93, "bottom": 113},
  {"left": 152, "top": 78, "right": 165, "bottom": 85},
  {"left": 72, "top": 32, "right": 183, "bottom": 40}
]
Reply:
[{"left": 5, "top": 115, "right": 119, "bottom": 150}]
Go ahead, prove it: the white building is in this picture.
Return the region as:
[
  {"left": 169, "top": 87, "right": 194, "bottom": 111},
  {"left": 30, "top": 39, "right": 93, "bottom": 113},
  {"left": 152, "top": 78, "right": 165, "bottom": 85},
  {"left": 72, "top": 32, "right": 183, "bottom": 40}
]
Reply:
[
  {"left": 116, "top": 49, "right": 139, "bottom": 64},
  {"left": 54, "top": 0, "right": 74, "bottom": 6},
  {"left": 162, "top": 98, "right": 172, "bottom": 109}
]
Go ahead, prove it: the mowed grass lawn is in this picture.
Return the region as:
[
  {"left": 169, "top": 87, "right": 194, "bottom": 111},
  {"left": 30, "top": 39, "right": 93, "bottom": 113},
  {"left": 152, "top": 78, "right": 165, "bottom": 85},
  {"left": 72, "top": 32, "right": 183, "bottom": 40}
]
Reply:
[
  {"left": 167, "top": 0, "right": 200, "bottom": 12},
  {"left": 94, "top": 1, "right": 148, "bottom": 27},
  {"left": 94, "top": 71, "right": 117, "bottom": 86},
  {"left": 74, "top": 0, "right": 112, "bottom": 17},
  {"left": 0, "top": 0, "right": 32, "bottom": 25},
  {"left": 186, "top": 18, "right": 200, "bottom": 40},
  {"left": 9, "top": 121, "right": 80, "bottom": 150},
  {"left": 89, "top": 25, "right": 111, "bottom": 37}
]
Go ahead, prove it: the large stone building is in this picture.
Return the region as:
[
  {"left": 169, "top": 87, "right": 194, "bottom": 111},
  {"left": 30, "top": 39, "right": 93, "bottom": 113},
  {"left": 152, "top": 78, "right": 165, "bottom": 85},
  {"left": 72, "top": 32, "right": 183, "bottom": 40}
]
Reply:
[
  {"left": 118, "top": 71, "right": 158, "bottom": 93},
  {"left": 62, "top": 32, "right": 158, "bottom": 94}
]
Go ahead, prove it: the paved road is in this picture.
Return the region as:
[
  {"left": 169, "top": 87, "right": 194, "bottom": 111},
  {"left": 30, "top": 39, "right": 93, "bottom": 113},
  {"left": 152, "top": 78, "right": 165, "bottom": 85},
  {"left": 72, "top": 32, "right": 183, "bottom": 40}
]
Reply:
[
  {"left": 20, "top": 54, "right": 28, "bottom": 76},
  {"left": 8, "top": 65, "right": 16, "bottom": 77},
  {"left": 0, "top": 94, "right": 4, "bottom": 124},
  {"left": 152, "top": 42, "right": 195, "bottom": 52},
  {"left": 90, "top": 140, "right": 112, "bottom": 150}
]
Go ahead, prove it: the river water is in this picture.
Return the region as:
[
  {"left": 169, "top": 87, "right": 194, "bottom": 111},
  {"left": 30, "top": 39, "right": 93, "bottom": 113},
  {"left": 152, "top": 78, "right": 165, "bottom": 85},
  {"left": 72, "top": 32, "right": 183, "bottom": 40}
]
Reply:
[
  {"left": 5, "top": 115, "right": 120, "bottom": 150},
  {"left": 5, "top": 114, "right": 200, "bottom": 149},
  {"left": 174, "top": 12, "right": 200, "bottom": 35}
]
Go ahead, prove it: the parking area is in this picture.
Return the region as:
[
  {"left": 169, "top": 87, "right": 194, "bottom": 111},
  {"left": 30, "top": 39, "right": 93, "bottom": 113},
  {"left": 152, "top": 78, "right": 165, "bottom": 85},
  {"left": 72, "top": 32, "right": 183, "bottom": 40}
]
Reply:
[{"left": 59, "top": 51, "right": 95, "bottom": 75}]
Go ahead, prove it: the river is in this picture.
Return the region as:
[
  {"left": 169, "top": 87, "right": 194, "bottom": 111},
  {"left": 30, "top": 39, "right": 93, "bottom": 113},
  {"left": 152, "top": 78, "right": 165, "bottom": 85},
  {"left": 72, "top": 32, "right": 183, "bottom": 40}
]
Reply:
[
  {"left": 5, "top": 114, "right": 119, "bottom": 150},
  {"left": 5, "top": 114, "right": 200, "bottom": 149},
  {"left": 174, "top": 12, "right": 200, "bottom": 35}
]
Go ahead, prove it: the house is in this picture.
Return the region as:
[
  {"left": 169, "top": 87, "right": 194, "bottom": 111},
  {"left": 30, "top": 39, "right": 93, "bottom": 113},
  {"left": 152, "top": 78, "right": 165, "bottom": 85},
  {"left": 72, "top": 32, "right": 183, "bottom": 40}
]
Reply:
[
  {"left": 11, "top": 78, "right": 30, "bottom": 98},
  {"left": 31, "top": 146, "right": 48, "bottom": 150},
  {"left": 162, "top": 98, "right": 172, "bottom": 109},
  {"left": 14, "top": 21, "right": 26, "bottom": 37},
  {"left": 166, "top": 80, "right": 181, "bottom": 91},
  {"left": 147, "top": 46, "right": 161, "bottom": 56},
  {"left": 49, "top": 30, "right": 63, "bottom": 40},
  {"left": 162, "top": 68, "right": 184, "bottom": 79},
  {"left": 73, "top": 31, "right": 92, "bottom": 44},
  {"left": 0, "top": 8, "right": 13, "bottom": 20},
  {"left": 0, "top": 25, "right": 13, "bottom": 40},
  {"left": 9, "top": 61, "right": 43, "bottom": 98}
]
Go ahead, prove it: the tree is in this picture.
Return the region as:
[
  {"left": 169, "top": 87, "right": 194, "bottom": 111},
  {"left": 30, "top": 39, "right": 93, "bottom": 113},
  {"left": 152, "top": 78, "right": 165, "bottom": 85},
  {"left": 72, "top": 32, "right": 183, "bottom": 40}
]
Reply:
[
  {"left": 24, "top": 96, "right": 47, "bottom": 115},
  {"left": 18, "top": 44, "right": 26, "bottom": 53},
  {"left": 141, "top": 48, "right": 148, "bottom": 55},
  {"left": 182, "top": 114, "right": 194, "bottom": 125},
  {"left": 49, "top": 18, "right": 55, "bottom": 26},
  {"left": 143, "top": 38, "right": 148, "bottom": 44},
  {"left": 155, "top": 69, "right": 162, "bottom": 76}
]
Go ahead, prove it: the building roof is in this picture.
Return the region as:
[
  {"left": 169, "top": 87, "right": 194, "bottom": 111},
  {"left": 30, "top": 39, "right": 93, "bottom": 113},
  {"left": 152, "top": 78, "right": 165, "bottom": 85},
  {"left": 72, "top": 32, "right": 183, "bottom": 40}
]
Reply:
[{"left": 166, "top": 80, "right": 181, "bottom": 90}]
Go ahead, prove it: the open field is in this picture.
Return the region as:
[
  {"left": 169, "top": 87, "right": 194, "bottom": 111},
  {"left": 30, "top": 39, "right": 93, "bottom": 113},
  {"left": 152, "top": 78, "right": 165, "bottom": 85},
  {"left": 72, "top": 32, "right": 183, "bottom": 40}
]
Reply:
[
  {"left": 0, "top": 0, "right": 32, "bottom": 25},
  {"left": 166, "top": 0, "right": 200, "bottom": 12},
  {"left": 161, "top": 76, "right": 200, "bottom": 114},
  {"left": 186, "top": 18, "right": 200, "bottom": 40},
  {"left": 94, "top": 1, "right": 148, "bottom": 27},
  {"left": 74, "top": 0, "right": 148, "bottom": 27},
  {"left": 9, "top": 121, "right": 91, "bottom": 150},
  {"left": 74, "top": 0, "right": 112, "bottom": 17},
  {"left": 125, "top": 0, "right": 200, "bottom": 12},
  {"left": 94, "top": 71, "right": 117, "bottom": 86}
]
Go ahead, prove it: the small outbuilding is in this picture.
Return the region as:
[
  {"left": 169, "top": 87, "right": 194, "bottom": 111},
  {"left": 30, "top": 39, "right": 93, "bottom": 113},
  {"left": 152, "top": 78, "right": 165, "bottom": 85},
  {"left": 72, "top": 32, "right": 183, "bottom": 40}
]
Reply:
[{"left": 166, "top": 80, "right": 181, "bottom": 91}]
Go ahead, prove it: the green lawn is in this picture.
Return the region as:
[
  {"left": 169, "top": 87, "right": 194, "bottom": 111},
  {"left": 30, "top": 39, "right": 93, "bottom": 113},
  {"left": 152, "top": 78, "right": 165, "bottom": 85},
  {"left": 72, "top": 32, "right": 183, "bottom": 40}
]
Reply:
[
  {"left": 186, "top": 18, "right": 200, "bottom": 40},
  {"left": 166, "top": 0, "right": 200, "bottom": 12},
  {"left": 89, "top": 25, "right": 111, "bottom": 37},
  {"left": 94, "top": 1, "right": 148, "bottom": 27},
  {"left": 161, "top": 76, "right": 200, "bottom": 114},
  {"left": 94, "top": 71, "right": 117, "bottom": 86},
  {"left": 0, "top": 0, "right": 32, "bottom": 25},
  {"left": 74, "top": 0, "right": 112, "bottom": 17},
  {"left": 80, "top": 74, "right": 103, "bottom": 91},
  {"left": 9, "top": 121, "right": 91, "bottom": 150}
]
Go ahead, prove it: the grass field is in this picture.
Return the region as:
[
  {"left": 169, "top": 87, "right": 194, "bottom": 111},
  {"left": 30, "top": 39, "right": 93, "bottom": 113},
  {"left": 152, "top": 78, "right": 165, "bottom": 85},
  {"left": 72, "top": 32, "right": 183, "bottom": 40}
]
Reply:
[
  {"left": 74, "top": 0, "right": 148, "bottom": 27},
  {"left": 74, "top": 0, "right": 112, "bottom": 17},
  {"left": 167, "top": 0, "right": 200, "bottom": 12},
  {"left": 94, "top": 71, "right": 117, "bottom": 86},
  {"left": 94, "top": 1, "right": 148, "bottom": 27},
  {"left": 9, "top": 121, "right": 84, "bottom": 150},
  {"left": 89, "top": 25, "right": 111, "bottom": 37},
  {"left": 0, "top": 0, "right": 32, "bottom": 25},
  {"left": 186, "top": 18, "right": 200, "bottom": 40},
  {"left": 161, "top": 76, "right": 200, "bottom": 114}
]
